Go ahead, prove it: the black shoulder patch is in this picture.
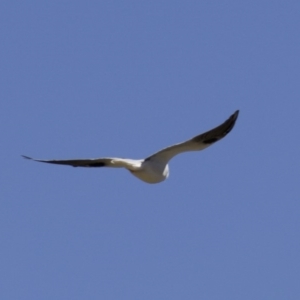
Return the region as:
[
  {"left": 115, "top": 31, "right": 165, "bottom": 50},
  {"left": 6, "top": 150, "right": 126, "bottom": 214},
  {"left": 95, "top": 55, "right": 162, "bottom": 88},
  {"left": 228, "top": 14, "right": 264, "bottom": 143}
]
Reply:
[
  {"left": 88, "top": 162, "right": 106, "bottom": 167},
  {"left": 203, "top": 137, "right": 219, "bottom": 144}
]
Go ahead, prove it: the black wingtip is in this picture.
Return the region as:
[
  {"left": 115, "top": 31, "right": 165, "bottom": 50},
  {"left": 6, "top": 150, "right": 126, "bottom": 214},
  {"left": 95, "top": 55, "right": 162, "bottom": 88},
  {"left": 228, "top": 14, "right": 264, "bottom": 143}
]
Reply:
[
  {"left": 226, "top": 110, "right": 240, "bottom": 130},
  {"left": 200, "top": 110, "right": 239, "bottom": 145},
  {"left": 22, "top": 155, "right": 32, "bottom": 160},
  {"left": 225, "top": 109, "right": 240, "bottom": 133},
  {"left": 232, "top": 110, "right": 239, "bottom": 121}
]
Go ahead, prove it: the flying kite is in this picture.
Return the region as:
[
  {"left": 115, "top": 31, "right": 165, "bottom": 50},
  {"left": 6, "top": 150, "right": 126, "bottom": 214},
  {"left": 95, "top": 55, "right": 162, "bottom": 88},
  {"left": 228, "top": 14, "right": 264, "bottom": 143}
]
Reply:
[{"left": 23, "top": 110, "right": 239, "bottom": 184}]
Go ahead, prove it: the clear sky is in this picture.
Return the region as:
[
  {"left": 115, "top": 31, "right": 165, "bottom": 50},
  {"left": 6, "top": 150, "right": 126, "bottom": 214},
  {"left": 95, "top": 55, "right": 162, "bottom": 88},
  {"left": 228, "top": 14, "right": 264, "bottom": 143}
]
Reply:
[{"left": 1, "top": 1, "right": 299, "bottom": 299}]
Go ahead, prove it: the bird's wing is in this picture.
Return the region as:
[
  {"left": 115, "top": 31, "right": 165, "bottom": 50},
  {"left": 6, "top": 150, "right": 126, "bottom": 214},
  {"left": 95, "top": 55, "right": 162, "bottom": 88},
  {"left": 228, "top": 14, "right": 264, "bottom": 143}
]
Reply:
[
  {"left": 145, "top": 110, "right": 239, "bottom": 163},
  {"left": 22, "top": 155, "right": 140, "bottom": 169}
]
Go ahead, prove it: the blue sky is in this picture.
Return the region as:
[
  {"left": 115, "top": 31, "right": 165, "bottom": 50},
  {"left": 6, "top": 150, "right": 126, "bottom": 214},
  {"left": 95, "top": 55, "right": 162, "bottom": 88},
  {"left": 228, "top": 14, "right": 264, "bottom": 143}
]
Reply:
[{"left": 1, "top": 1, "right": 299, "bottom": 299}]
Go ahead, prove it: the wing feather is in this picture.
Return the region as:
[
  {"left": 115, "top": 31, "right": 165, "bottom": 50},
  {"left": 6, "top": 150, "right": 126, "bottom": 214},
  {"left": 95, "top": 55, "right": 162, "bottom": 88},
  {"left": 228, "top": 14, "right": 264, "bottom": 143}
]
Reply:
[
  {"left": 145, "top": 110, "right": 239, "bottom": 163},
  {"left": 22, "top": 155, "right": 120, "bottom": 168}
]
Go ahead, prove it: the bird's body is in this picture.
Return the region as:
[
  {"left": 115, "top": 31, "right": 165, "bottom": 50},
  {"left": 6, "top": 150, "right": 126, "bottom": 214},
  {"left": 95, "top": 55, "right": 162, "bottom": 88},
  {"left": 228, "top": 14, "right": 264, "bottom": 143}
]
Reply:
[
  {"left": 129, "top": 159, "right": 169, "bottom": 184},
  {"left": 22, "top": 110, "right": 239, "bottom": 184}
]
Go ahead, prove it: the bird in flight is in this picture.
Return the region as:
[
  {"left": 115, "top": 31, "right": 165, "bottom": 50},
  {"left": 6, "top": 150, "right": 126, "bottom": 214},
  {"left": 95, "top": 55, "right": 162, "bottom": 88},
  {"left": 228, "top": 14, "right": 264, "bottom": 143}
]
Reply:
[{"left": 23, "top": 110, "right": 239, "bottom": 184}]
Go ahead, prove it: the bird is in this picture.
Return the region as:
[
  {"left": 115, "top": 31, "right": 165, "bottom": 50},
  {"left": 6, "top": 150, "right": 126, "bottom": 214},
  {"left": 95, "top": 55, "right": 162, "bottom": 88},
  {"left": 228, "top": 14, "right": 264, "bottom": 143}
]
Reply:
[{"left": 22, "top": 110, "right": 239, "bottom": 184}]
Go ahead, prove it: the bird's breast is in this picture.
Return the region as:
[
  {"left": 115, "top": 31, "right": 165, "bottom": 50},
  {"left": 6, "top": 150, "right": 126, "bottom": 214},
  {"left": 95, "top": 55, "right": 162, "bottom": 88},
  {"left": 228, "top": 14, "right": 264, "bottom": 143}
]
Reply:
[{"left": 130, "top": 161, "right": 169, "bottom": 184}]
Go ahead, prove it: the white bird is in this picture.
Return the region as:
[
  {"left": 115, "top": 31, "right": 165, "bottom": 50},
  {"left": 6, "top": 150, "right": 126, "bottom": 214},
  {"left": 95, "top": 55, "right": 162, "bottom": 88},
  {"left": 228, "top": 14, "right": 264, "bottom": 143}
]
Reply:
[{"left": 22, "top": 110, "right": 239, "bottom": 184}]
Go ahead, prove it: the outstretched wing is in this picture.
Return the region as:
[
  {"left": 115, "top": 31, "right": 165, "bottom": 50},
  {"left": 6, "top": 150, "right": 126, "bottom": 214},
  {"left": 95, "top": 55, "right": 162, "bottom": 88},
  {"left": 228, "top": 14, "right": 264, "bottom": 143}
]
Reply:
[
  {"left": 22, "top": 155, "right": 138, "bottom": 168},
  {"left": 145, "top": 110, "right": 239, "bottom": 163}
]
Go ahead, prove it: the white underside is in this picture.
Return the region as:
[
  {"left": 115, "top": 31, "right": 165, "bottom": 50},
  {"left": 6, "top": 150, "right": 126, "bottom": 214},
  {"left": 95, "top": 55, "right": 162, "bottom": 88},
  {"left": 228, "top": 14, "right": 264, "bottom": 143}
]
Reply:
[{"left": 129, "top": 161, "right": 169, "bottom": 184}]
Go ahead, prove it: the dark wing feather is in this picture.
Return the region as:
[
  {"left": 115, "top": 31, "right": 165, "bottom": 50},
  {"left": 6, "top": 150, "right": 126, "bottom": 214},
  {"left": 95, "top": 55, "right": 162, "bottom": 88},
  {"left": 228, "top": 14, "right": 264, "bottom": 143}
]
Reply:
[
  {"left": 22, "top": 155, "right": 113, "bottom": 167},
  {"left": 145, "top": 110, "right": 239, "bottom": 163},
  {"left": 191, "top": 110, "right": 239, "bottom": 145}
]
